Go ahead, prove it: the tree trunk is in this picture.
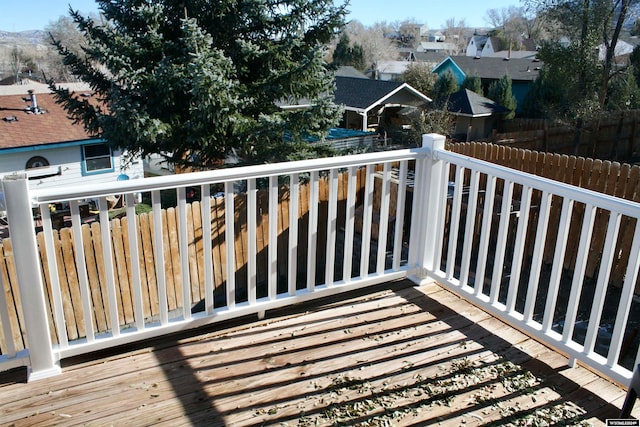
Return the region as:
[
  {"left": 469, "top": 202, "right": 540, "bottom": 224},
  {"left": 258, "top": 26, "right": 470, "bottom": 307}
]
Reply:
[
  {"left": 597, "top": 0, "right": 630, "bottom": 109},
  {"left": 574, "top": 117, "right": 583, "bottom": 156}
]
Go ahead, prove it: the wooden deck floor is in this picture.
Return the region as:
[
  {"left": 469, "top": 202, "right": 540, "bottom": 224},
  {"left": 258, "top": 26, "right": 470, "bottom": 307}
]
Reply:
[{"left": 0, "top": 280, "right": 637, "bottom": 426}]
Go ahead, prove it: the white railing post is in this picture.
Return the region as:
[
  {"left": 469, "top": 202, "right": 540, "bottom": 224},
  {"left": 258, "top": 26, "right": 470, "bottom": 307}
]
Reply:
[
  {"left": 408, "top": 134, "right": 446, "bottom": 283},
  {"left": 2, "top": 174, "right": 60, "bottom": 380}
]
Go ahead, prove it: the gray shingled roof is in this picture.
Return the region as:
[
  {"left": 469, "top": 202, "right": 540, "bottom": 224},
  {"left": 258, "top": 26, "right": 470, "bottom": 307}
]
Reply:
[
  {"left": 334, "top": 77, "right": 407, "bottom": 110},
  {"left": 335, "top": 66, "right": 369, "bottom": 79},
  {"left": 447, "top": 89, "right": 510, "bottom": 117},
  {"left": 279, "top": 76, "right": 431, "bottom": 112},
  {"left": 443, "top": 55, "right": 543, "bottom": 82}
]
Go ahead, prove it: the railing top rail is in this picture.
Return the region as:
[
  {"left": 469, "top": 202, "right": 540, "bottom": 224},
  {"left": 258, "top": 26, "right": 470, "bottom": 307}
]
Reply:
[
  {"left": 436, "top": 148, "right": 640, "bottom": 219},
  {"left": 23, "top": 147, "right": 428, "bottom": 204}
]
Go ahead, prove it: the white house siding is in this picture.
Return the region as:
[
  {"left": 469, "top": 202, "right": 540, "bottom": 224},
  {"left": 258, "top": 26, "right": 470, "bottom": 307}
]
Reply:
[
  {"left": 466, "top": 37, "right": 482, "bottom": 57},
  {"left": 375, "top": 61, "right": 411, "bottom": 81},
  {"left": 0, "top": 144, "right": 144, "bottom": 192}
]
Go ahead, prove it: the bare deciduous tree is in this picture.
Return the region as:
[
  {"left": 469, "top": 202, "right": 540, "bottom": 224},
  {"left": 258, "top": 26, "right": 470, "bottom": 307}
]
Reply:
[
  {"left": 486, "top": 6, "right": 530, "bottom": 50},
  {"left": 9, "top": 46, "right": 21, "bottom": 83},
  {"left": 43, "top": 15, "right": 87, "bottom": 81},
  {"left": 343, "top": 20, "right": 399, "bottom": 68},
  {"left": 444, "top": 17, "right": 469, "bottom": 54}
]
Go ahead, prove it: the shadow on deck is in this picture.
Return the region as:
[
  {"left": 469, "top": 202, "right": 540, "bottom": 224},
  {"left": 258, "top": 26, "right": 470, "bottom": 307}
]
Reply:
[{"left": 0, "top": 280, "right": 636, "bottom": 426}]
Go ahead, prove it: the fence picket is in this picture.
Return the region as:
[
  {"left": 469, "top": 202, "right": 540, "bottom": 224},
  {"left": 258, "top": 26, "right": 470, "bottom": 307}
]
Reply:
[
  {"left": 0, "top": 259, "right": 16, "bottom": 356},
  {"left": 138, "top": 213, "right": 157, "bottom": 318},
  {"left": 82, "top": 222, "right": 106, "bottom": 334},
  {"left": 60, "top": 228, "right": 84, "bottom": 339},
  {"left": 151, "top": 192, "right": 169, "bottom": 325}
]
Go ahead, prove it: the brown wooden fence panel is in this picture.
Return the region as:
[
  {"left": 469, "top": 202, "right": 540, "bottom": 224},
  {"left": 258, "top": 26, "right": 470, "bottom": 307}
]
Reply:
[
  {"left": 82, "top": 223, "right": 107, "bottom": 333},
  {"left": 497, "top": 110, "right": 640, "bottom": 161},
  {"left": 0, "top": 239, "right": 25, "bottom": 351},
  {"left": 36, "top": 232, "right": 59, "bottom": 344},
  {"left": 0, "top": 170, "right": 371, "bottom": 356},
  {"left": 448, "top": 141, "right": 640, "bottom": 294}
]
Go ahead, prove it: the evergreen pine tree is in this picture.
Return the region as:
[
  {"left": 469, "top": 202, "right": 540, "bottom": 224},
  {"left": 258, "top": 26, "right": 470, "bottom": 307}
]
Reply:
[
  {"left": 606, "top": 69, "right": 640, "bottom": 111},
  {"left": 49, "top": 0, "right": 347, "bottom": 168},
  {"left": 461, "top": 75, "right": 483, "bottom": 96},
  {"left": 332, "top": 34, "right": 352, "bottom": 67},
  {"left": 487, "top": 75, "right": 517, "bottom": 119},
  {"left": 432, "top": 71, "right": 459, "bottom": 106},
  {"left": 332, "top": 33, "right": 366, "bottom": 71}
]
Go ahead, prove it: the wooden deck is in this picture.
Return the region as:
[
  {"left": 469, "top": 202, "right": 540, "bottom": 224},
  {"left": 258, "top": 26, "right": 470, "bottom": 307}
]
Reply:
[{"left": 0, "top": 280, "right": 637, "bottom": 426}]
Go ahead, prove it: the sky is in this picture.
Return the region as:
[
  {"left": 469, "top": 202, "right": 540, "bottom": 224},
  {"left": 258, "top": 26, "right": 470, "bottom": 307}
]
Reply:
[{"left": 0, "top": 0, "right": 522, "bottom": 33}]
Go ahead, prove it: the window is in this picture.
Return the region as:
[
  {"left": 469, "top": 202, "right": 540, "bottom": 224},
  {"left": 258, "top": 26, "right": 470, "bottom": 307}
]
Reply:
[
  {"left": 25, "top": 156, "right": 49, "bottom": 169},
  {"left": 82, "top": 143, "right": 113, "bottom": 175}
]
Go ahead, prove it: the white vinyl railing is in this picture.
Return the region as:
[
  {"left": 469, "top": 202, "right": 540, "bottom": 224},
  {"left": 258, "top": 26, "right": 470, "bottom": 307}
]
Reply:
[
  {"left": 0, "top": 134, "right": 638, "bottom": 388},
  {"left": 416, "top": 136, "right": 640, "bottom": 388},
  {"left": 0, "top": 144, "right": 424, "bottom": 381}
]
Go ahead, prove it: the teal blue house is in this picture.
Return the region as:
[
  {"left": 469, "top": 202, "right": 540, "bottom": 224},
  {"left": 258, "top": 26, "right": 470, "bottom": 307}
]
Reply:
[{"left": 432, "top": 56, "right": 543, "bottom": 114}]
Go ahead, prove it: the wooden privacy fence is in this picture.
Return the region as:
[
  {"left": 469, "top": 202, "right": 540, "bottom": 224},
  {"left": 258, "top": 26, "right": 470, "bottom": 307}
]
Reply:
[
  {"left": 0, "top": 168, "right": 386, "bottom": 356},
  {"left": 448, "top": 141, "right": 640, "bottom": 293},
  {"left": 495, "top": 111, "right": 640, "bottom": 161}
]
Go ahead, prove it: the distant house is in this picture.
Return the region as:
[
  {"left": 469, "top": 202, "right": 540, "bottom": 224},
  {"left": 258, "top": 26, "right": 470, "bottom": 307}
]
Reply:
[
  {"left": 466, "top": 35, "right": 500, "bottom": 57},
  {"left": 432, "top": 56, "right": 543, "bottom": 113},
  {"left": 597, "top": 38, "right": 640, "bottom": 64},
  {"left": 0, "top": 87, "right": 143, "bottom": 196},
  {"left": 446, "top": 89, "right": 510, "bottom": 140},
  {"left": 427, "top": 31, "right": 446, "bottom": 42},
  {"left": 333, "top": 76, "right": 432, "bottom": 132},
  {"left": 416, "top": 41, "right": 457, "bottom": 53},
  {"left": 466, "top": 35, "right": 538, "bottom": 59},
  {"left": 335, "top": 66, "right": 369, "bottom": 79},
  {"left": 372, "top": 61, "right": 412, "bottom": 81},
  {"left": 413, "top": 51, "right": 450, "bottom": 69}
]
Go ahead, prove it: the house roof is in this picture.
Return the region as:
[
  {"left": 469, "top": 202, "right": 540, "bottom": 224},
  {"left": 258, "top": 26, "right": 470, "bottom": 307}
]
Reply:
[
  {"left": 0, "top": 91, "right": 96, "bottom": 150},
  {"left": 413, "top": 51, "right": 449, "bottom": 65},
  {"left": 418, "top": 41, "right": 457, "bottom": 52},
  {"left": 521, "top": 38, "right": 538, "bottom": 51},
  {"left": 335, "top": 66, "right": 369, "bottom": 79},
  {"left": 433, "top": 55, "right": 543, "bottom": 82},
  {"left": 0, "top": 81, "right": 91, "bottom": 95},
  {"left": 490, "top": 50, "right": 539, "bottom": 60},
  {"left": 446, "top": 89, "right": 510, "bottom": 117},
  {"left": 468, "top": 35, "right": 489, "bottom": 48},
  {"left": 374, "top": 60, "right": 411, "bottom": 76},
  {"left": 334, "top": 76, "right": 431, "bottom": 113}
]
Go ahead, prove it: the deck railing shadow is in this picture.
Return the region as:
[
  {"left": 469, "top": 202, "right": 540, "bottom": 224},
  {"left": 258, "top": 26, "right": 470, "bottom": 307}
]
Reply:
[{"left": 139, "top": 281, "right": 625, "bottom": 425}]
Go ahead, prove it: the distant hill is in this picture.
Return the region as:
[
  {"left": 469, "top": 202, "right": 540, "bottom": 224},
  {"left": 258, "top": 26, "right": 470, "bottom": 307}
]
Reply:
[
  {"left": 0, "top": 31, "right": 51, "bottom": 82},
  {"left": 0, "top": 30, "right": 48, "bottom": 48}
]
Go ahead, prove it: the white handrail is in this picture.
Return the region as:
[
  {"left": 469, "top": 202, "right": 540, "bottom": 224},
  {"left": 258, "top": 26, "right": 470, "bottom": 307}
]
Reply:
[
  {"left": 435, "top": 149, "right": 640, "bottom": 218},
  {"left": 29, "top": 148, "right": 428, "bottom": 204}
]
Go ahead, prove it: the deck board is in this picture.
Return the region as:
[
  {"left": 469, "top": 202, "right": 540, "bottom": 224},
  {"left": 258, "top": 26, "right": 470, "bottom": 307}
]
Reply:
[{"left": 0, "top": 280, "right": 637, "bottom": 426}]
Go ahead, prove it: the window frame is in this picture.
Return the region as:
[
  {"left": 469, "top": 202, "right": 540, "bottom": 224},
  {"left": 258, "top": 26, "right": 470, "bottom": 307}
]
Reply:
[{"left": 81, "top": 143, "right": 114, "bottom": 176}]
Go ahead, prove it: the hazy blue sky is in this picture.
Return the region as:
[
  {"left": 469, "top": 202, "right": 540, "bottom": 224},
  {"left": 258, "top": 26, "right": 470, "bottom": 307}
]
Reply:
[
  {"left": 0, "top": 0, "right": 522, "bottom": 32},
  {"left": 345, "top": 0, "right": 522, "bottom": 29}
]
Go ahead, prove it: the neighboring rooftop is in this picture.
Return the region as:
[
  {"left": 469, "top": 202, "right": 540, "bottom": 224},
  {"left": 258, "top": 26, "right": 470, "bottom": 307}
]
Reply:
[
  {"left": 447, "top": 88, "right": 511, "bottom": 117},
  {"left": 335, "top": 66, "right": 368, "bottom": 79},
  {"left": 0, "top": 80, "right": 91, "bottom": 95},
  {"left": 334, "top": 76, "right": 431, "bottom": 111},
  {"left": 441, "top": 55, "right": 543, "bottom": 82},
  {"left": 0, "top": 91, "right": 96, "bottom": 150}
]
